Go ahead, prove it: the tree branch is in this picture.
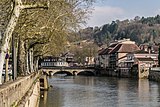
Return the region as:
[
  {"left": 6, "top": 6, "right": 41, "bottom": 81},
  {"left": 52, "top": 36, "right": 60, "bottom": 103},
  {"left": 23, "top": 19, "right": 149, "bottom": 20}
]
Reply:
[{"left": 22, "top": 1, "right": 49, "bottom": 9}]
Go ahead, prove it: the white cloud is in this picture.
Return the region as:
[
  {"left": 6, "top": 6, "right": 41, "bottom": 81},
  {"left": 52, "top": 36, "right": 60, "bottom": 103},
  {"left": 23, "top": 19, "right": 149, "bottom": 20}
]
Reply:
[{"left": 86, "top": 6, "right": 125, "bottom": 27}]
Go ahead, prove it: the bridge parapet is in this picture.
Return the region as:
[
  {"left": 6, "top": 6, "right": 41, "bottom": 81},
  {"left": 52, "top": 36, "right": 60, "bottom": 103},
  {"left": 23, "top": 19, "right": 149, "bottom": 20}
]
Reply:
[{"left": 41, "top": 66, "right": 96, "bottom": 76}]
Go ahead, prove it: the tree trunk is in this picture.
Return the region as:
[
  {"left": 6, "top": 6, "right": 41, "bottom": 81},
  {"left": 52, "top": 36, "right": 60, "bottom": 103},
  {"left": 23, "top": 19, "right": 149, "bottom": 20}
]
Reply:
[
  {"left": 34, "top": 57, "right": 39, "bottom": 72},
  {"left": 158, "top": 46, "right": 160, "bottom": 66},
  {"left": 28, "top": 49, "right": 31, "bottom": 73},
  {"left": 30, "top": 48, "right": 34, "bottom": 72},
  {"left": 0, "top": 0, "right": 22, "bottom": 84},
  {"left": 17, "top": 37, "right": 26, "bottom": 76},
  {"left": 25, "top": 45, "right": 29, "bottom": 74},
  {"left": 0, "top": 0, "right": 48, "bottom": 83}
]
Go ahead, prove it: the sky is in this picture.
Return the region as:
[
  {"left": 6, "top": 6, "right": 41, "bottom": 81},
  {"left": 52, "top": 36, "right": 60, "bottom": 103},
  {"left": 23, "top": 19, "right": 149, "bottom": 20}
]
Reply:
[{"left": 86, "top": 0, "right": 160, "bottom": 27}]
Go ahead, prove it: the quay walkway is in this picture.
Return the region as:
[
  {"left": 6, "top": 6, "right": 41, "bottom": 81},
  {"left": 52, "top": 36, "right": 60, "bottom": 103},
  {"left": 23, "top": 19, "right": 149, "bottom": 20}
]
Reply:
[{"left": 0, "top": 72, "right": 41, "bottom": 107}]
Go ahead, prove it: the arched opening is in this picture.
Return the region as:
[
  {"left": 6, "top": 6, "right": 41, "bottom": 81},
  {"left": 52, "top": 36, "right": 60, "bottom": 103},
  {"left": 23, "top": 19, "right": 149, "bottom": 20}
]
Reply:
[
  {"left": 53, "top": 71, "right": 73, "bottom": 76},
  {"left": 77, "top": 71, "right": 95, "bottom": 76},
  {"left": 42, "top": 70, "right": 49, "bottom": 76},
  {"left": 49, "top": 71, "right": 53, "bottom": 76},
  {"left": 73, "top": 71, "right": 78, "bottom": 76}
]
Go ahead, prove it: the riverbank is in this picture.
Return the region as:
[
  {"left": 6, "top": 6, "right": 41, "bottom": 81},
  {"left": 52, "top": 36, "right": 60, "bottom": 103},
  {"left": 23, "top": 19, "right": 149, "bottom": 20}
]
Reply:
[{"left": 0, "top": 72, "right": 40, "bottom": 107}]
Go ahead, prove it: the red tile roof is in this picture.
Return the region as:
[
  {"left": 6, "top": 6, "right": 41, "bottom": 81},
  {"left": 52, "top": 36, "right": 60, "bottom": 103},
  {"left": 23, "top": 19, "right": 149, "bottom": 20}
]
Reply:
[
  {"left": 109, "top": 44, "right": 140, "bottom": 54},
  {"left": 132, "top": 50, "right": 149, "bottom": 54}
]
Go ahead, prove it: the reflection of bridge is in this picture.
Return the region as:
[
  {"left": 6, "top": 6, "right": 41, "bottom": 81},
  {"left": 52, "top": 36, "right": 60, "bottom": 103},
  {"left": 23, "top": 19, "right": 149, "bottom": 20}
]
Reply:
[{"left": 41, "top": 66, "right": 96, "bottom": 76}]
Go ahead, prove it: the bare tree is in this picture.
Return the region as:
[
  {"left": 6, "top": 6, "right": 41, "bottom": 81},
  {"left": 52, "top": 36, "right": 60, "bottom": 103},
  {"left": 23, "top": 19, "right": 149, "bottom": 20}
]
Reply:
[{"left": 13, "top": 0, "right": 95, "bottom": 75}]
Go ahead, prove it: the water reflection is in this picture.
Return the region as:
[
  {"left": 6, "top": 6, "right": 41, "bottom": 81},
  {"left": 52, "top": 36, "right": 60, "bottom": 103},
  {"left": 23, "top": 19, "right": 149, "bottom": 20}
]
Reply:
[
  {"left": 39, "top": 76, "right": 160, "bottom": 107},
  {"left": 39, "top": 91, "right": 48, "bottom": 107},
  {"left": 138, "top": 79, "right": 150, "bottom": 103}
]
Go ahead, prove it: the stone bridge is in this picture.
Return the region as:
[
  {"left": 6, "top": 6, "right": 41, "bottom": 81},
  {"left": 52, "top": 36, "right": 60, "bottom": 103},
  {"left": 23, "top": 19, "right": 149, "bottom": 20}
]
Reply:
[{"left": 40, "top": 66, "right": 96, "bottom": 76}]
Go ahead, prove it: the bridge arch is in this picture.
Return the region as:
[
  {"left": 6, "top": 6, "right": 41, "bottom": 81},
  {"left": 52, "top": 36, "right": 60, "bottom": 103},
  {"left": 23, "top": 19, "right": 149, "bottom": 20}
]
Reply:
[
  {"left": 53, "top": 71, "right": 73, "bottom": 76},
  {"left": 42, "top": 67, "right": 95, "bottom": 76},
  {"left": 73, "top": 71, "right": 78, "bottom": 76},
  {"left": 49, "top": 71, "right": 53, "bottom": 76},
  {"left": 77, "top": 71, "right": 95, "bottom": 76}
]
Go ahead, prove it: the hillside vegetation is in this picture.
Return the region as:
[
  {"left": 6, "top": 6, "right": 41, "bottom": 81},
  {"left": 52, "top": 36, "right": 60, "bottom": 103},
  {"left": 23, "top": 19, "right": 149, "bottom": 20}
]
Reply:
[{"left": 74, "top": 15, "right": 160, "bottom": 47}]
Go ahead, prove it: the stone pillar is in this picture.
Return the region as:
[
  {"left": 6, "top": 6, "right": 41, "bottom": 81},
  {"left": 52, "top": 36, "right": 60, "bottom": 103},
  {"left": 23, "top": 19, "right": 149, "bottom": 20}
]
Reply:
[
  {"left": 40, "top": 75, "right": 49, "bottom": 90},
  {"left": 139, "top": 64, "right": 149, "bottom": 79}
]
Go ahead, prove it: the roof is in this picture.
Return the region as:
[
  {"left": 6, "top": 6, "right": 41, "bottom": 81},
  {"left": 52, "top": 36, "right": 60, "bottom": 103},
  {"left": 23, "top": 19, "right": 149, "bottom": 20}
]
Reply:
[
  {"left": 117, "top": 55, "right": 127, "bottom": 61},
  {"left": 136, "top": 57, "right": 154, "bottom": 61},
  {"left": 104, "top": 48, "right": 112, "bottom": 54},
  {"left": 132, "top": 50, "right": 149, "bottom": 54},
  {"left": 98, "top": 43, "right": 118, "bottom": 55},
  {"left": 109, "top": 44, "right": 122, "bottom": 54},
  {"left": 109, "top": 43, "right": 117, "bottom": 48},
  {"left": 98, "top": 48, "right": 112, "bottom": 55},
  {"left": 98, "top": 48, "right": 107, "bottom": 55},
  {"left": 139, "top": 44, "right": 159, "bottom": 54},
  {"left": 109, "top": 43, "right": 140, "bottom": 54}
]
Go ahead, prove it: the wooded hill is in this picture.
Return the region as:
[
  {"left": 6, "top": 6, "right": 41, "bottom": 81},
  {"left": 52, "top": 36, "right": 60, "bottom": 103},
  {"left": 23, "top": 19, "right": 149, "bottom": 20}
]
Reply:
[{"left": 75, "top": 15, "right": 160, "bottom": 47}]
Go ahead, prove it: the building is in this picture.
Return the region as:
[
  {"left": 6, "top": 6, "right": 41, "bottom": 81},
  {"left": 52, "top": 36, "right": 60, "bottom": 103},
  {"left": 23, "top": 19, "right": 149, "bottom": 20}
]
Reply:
[
  {"left": 109, "top": 41, "right": 140, "bottom": 77},
  {"left": 95, "top": 39, "right": 140, "bottom": 76},
  {"left": 60, "top": 52, "right": 75, "bottom": 66},
  {"left": 39, "top": 56, "right": 69, "bottom": 68},
  {"left": 95, "top": 42, "right": 117, "bottom": 69},
  {"left": 95, "top": 48, "right": 109, "bottom": 68},
  {"left": 139, "top": 44, "right": 159, "bottom": 54},
  {"left": 125, "top": 50, "right": 158, "bottom": 78},
  {"left": 85, "top": 56, "right": 95, "bottom": 66}
]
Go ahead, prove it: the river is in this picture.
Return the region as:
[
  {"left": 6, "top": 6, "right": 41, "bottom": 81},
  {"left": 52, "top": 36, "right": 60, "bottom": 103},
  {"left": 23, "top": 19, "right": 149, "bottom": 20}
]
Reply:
[{"left": 39, "top": 76, "right": 160, "bottom": 107}]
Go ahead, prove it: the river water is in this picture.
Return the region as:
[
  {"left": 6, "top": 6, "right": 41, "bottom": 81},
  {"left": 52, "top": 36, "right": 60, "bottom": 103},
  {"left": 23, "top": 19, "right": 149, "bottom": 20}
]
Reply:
[{"left": 39, "top": 76, "right": 160, "bottom": 107}]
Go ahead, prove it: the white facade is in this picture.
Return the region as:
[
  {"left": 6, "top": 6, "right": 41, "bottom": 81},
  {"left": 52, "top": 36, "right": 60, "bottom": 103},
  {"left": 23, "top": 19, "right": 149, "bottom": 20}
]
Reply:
[
  {"left": 41, "top": 61, "right": 69, "bottom": 67},
  {"left": 126, "top": 53, "right": 158, "bottom": 65},
  {"left": 85, "top": 57, "right": 95, "bottom": 66}
]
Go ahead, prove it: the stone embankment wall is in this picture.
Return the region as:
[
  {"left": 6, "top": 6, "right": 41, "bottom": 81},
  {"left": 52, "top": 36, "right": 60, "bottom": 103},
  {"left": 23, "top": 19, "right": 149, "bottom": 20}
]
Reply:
[{"left": 0, "top": 72, "right": 40, "bottom": 107}]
